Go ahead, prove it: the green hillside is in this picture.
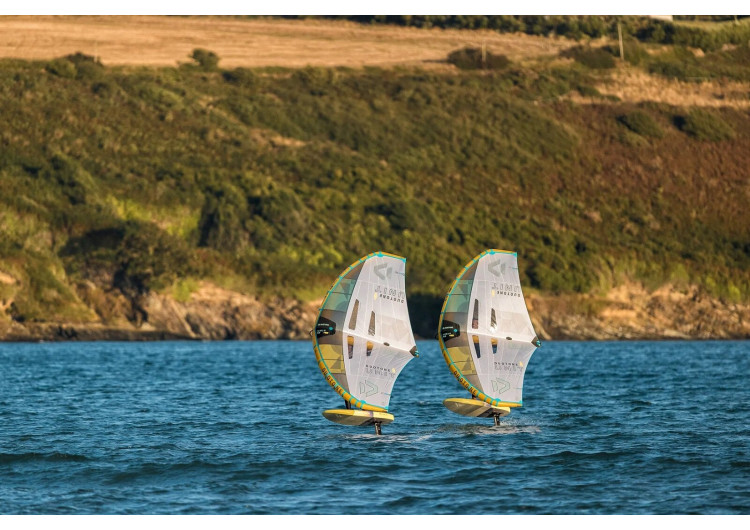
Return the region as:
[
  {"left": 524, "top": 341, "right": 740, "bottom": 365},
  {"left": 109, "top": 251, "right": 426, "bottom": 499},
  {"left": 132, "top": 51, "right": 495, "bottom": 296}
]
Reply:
[{"left": 0, "top": 49, "right": 749, "bottom": 334}]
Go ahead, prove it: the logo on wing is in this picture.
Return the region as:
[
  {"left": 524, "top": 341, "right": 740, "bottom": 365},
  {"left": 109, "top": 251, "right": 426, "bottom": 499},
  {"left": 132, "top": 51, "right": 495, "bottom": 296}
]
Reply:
[
  {"left": 374, "top": 262, "right": 393, "bottom": 280},
  {"left": 359, "top": 380, "right": 379, "bottom": 397},
  {"left": 488, "top": 259, "right": 506, "bottom": 277}
]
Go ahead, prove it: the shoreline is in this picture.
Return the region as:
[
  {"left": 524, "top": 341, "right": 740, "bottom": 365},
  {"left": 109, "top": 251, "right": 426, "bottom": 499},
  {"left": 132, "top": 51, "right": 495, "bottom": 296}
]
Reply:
[{"left": 2, "top": 281, "right": 748, "bottom": 343}]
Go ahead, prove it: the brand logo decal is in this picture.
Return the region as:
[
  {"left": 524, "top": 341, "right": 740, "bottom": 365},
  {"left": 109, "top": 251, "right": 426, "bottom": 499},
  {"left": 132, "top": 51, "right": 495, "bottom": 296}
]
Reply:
[
  {"left": 488, "top": 259, "right": 506, "bottom": 277},
  {"left": 374, "top": 263, "right": 393, "bottom": 280}
]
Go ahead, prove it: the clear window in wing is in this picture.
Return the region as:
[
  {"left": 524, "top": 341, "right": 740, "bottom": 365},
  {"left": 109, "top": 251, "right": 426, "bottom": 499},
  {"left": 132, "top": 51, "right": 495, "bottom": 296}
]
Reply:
[{"left": 348, "top": 299, "right": 359, "bottom": 330}]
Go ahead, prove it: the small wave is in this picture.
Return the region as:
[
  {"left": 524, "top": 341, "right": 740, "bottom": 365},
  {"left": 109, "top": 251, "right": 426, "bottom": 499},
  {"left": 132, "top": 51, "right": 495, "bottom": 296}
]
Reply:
[
  {"left": 107, "top": 459, "right": 229, "bottom": 483},
  {"left": 386, "top": 495, "right": 427, "bottom": 509},
  {"left": 0, "top": 451, "right": 89, "bottom": 464},
  {"left": 321, "top": 432, "right": 426, "bottom": 445},
  {"left": 411, "top": 433, "right": 435, "bottom": 442},
  {"left": 437, "top": 422, "right": 541, "bottom": 436},
  {"left": 545, "top": 450, "right": 632, "bottom": 462},
  {"left": 652, "top": 454, "right": 734, "bottom": 468}
]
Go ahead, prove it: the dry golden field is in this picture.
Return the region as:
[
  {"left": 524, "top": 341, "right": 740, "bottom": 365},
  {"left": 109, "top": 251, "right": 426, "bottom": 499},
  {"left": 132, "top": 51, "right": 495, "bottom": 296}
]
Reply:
[
  {"left": 0, "top": 15, "right": 747, "bottom": 107},
  {"left": 0, "top": 15, "right": 574, "bottom": 68}
]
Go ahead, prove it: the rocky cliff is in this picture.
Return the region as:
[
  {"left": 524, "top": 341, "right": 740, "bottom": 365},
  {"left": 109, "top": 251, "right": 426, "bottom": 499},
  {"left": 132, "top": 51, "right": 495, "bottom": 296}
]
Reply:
[
  {"left": 1, "top": 280, "right": 747, "bottom": 342},
  {"left": 528, "top": 283, "right": 750, "bottom": 340}
]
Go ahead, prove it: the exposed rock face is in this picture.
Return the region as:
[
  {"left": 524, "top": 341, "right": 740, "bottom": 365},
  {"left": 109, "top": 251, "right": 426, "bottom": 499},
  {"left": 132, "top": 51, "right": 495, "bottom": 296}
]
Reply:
[
  {"left": 528, "top": 283, "right": 750, "bottom": 341},
  {"left": 0, "top": 281, "right": 747, "bottom": 342},
  {"left": 140, "top": 284, "right": 316, "bottom": 340},
  {"left": 0, "top": 282, "right": 318, "bottom": 342}
]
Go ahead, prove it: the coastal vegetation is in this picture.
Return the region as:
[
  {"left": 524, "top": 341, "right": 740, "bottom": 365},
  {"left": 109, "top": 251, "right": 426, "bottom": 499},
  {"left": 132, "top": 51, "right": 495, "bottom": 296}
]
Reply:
[
  {"left": 310, "top": 15, "right": 750, "bottom": 52},
  {"left": 0, "top": 38, "right": 749, "bottom": 332}
]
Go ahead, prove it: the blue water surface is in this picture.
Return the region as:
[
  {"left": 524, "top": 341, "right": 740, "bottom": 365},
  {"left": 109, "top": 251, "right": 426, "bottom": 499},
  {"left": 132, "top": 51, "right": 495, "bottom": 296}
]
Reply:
[{"left": 0, "top": 340, "right": 748, "bottom": 514}]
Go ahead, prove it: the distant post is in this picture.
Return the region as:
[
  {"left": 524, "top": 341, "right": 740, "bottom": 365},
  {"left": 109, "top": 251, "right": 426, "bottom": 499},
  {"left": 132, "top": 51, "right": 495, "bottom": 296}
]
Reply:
[{"left": 617, "top": 23, "right": 624, "bottom": 61}]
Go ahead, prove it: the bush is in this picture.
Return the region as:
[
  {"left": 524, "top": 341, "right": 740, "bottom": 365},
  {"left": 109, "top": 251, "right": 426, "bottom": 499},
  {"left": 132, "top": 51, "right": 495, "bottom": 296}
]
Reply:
[
  {"left": 603, "top": 38, "right": 649, "bottom": 66},
  {"left": 45, "top": 52, "right": 104, "bottom": 80},
  {"left": 134, "top": 82, "right": 183, "bottom": 109},
  {"left": 91, "top": 80, "right": 116, "bottom": 96},
  {"left": 323, "top": 16, "right": 750, "bottom": 52},
  {"left": 45, "top": 58, "right": 77, "bottom": 79},
  {"left": 648, "top": 58, "right": 707, "bottom": 81},
  {"left": 65, "top": 52, "right": 103, "bottom": 78},
  {"left": 561, "top": 45, "right": 616, "bottom": 69},
  {"left": 198, "top": 184, "right": 250, "bottom": 252},
  {"left": 675, "top": 109, "right": 736, "bottom": 141},
  {"left": 647, "top": 45, "right": 750, "bottom": 83},
  {"left": 190, "top": 48, "right": 220, "bottom": 70},
  {"left": 367, "top": 198, "right": 437, "bottom": 232},
  {"left": 61, "top": 221, "right": 193, "bottom": 295},
  {"left": 646, "top": 46, "right": 709, "bottom": 81},
  {"left": 223, "top": 67, "right": 257, "bottom": 87},
  {"left": 617, "top": 111, "right": 664, "bottom": 138},
  {"left": 576, "top": 84, "right": 601, "bottom": 98},
  {"left": 447, "top": 47, "right": 511, "bottom": 70},
  {"left": 64, "top": 52, "right": 100, "bottom": 66},
  {"left": 291, "top": 66, "right": 338, "bottom": 95}
]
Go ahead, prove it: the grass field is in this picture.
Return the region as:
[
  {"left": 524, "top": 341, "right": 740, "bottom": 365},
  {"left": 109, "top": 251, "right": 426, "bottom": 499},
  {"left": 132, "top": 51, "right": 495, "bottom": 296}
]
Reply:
[
  {"left": 0, "top": 15, "right": 574, "bottom": 68},
  {"left": 1, "top": 15, "right": 747, "bottom": 110}
]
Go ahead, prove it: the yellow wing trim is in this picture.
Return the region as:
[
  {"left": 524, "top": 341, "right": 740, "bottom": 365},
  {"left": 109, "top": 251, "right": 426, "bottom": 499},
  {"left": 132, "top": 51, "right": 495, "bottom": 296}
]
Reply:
[{"left": 314, "top": 344, "right": 388, "bottom": 412}]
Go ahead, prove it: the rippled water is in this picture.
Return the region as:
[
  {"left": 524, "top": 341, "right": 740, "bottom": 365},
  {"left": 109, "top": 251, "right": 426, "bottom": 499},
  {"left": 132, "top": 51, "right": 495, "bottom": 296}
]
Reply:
[{"left": 1, "top": 340, "right": 748, "bottom": 514}]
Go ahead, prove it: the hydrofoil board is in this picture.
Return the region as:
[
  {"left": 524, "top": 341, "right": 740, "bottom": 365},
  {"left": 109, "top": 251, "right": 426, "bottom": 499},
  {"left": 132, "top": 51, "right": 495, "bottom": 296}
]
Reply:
[
  {"left": 322, "top": 409, "right": 394, "bottom": 427},
  {"left": 443, "top": 397, "right": 511, "bottom": 418}
]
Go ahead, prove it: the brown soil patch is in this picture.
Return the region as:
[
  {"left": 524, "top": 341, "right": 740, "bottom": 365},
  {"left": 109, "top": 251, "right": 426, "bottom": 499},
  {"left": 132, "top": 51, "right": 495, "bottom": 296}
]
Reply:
[{"left": 0, "top": 15, "right": 574, "bottom": 68}]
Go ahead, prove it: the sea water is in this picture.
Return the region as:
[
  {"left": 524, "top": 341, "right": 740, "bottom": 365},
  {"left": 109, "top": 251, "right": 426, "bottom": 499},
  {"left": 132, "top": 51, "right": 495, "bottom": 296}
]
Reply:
[{"left": 0, "top": 340, "right": 748, "bottom": 514}]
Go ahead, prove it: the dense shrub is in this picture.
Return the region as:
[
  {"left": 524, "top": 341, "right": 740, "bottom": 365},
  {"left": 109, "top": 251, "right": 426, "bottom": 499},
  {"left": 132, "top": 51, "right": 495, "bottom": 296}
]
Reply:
[
  {"left": 319, "top": 15, "right": 750, "bottom": 51},
  {"left": 45, "top": 52, "right": 105, "bottom": 80},
  {"left": 115, "top": 221, "right": 193, "bottom": 292},
  {"left": 291, "top": 66, "right": 338, "bottom": 95},
  {"left": 198, "top": 184, "right": 251, "bottom": 252},
  {"left": 65, "top": 52, "right": 104, "bottom": 80},
  {"left": 64, "top": 52, "right": 100, "bottom": 66},
  {"left": 617, "top": 111, "right": 664, "bottom": 138},
  {"left": 253, "top": 186, "right": 310, "bottom": 235},
  {"left": 647, "top": 44, "right": 750, "bottom": 83},
  {"left": 647, "top": 58, "right": 707, "bottom": 81},
  {"left": 6, "top": 258, "right": 82, "bottom": 322},
  {"left": 61, "top": 221, "right": 193, "bottom": 295},
  {"left": 670, "top": 22, "right": 750, "bottom": 52},
  {"left": 561, "top": 45, "right": 616, "bottom": 69},
  {"left": 45, "top": 58, "right": 77, "bottom": 79},
  {"left": 190, "top": 48, "right": 220, "bottom": 70},
  {"left": 447, "top": 47, "right": 511, "bottom": 70},
  {"left": 675, "top": 109, "right": 736, "bottom": 141},
  {"left": 222, "top": 67, "right": 257, "bottom": 87},
  {"left": 602, "top": 38, "right": 649, "bottom": 65},
  {"left": 90, "top": 79, "right": 120, "bottom": 97},
  {"left": 646, "top": 46, "right": 709, "bottom": 81}
]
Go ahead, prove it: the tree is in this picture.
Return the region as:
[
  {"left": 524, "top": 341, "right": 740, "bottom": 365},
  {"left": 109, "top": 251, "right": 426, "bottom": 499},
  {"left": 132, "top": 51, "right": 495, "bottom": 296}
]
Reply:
[{"left": 190, "top": 48, "right": 220, "bottom": 70}]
